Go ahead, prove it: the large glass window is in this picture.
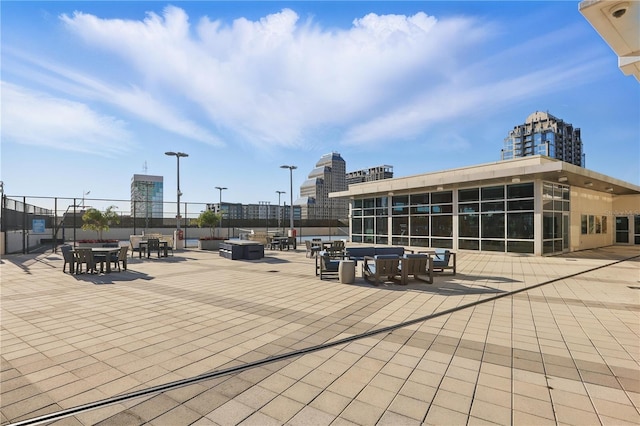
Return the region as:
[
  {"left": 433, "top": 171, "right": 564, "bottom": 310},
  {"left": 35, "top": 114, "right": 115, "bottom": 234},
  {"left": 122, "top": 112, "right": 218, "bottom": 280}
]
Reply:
[
  {"left": 410, "top": 216, "right": 429, "bottom": 236},
  {"left": 482, "top": 214, "right": 504, "bottom": 238},
  {"left": 459, "top": 214, "right": 479, "bottom": 238},
  {"left": 543, "top": 182, "right": 569, "bottom": 254},
  {"left": 432, "top": 216, "right": 452, "bottom": 237}
]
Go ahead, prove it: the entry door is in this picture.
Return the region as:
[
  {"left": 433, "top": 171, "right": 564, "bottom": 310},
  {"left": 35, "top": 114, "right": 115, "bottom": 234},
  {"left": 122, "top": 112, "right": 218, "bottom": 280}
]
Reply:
[{"left": 615, "top": 217, "right": 629, "bottom": 243}]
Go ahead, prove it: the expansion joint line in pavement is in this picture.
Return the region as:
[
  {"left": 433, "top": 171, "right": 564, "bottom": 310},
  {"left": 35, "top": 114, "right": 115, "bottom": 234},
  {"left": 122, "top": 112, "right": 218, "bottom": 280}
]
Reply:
[{"left": 9, "top": 254, "right": 639, "bottom": 426}]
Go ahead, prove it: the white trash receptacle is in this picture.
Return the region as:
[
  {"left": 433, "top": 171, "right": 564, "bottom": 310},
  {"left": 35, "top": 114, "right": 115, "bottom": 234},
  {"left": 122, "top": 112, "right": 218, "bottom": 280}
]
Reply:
[{"left": 339, "top": 260, "right": 356, "bottom": 284}]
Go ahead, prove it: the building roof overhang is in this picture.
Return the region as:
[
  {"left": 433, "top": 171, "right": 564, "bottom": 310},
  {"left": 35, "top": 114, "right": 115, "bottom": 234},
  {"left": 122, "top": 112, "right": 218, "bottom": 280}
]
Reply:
[
  {"left": 330, "top": 156, "right": 640, "bottom": 198},
  {"left": 579, "top": 0, "right": 640, "bottom": 82}
]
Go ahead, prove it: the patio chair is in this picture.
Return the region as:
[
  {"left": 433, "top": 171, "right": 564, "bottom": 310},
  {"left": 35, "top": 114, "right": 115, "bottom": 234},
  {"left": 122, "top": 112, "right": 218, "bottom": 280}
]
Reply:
[
  {"left": 111, "top": 246, "right": 129, "bottom": 272},
  {"left": 61, "top": 245, "right": 75, "bottom": 273},
  {"left": 432, "top": 249, "right": 456, "bottom": 275},
  {"left": 305, "top": 240, "right": 321, "bottom": 258},
  {"left": 399, "top": 254, "right": 433, "bottom": 284},
  {"left": 327, "top": 240, "right": 345, "bottom": 257},
  {"left": 363, "top": 255, "right": 401, "bottom": 286},
  {"left": 146, "top": 238, "right": 162, "bottom": 258},
  {"left": 316, "top": 250, "right": 342, "bottom": 279},
  {"left": 74, "top": 248, "right": 98, "bottom": 274}
]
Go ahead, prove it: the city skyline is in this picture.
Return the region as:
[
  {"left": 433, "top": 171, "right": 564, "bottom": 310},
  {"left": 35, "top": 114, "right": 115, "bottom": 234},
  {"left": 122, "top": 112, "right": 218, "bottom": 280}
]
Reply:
[{"left": 2, "top": 1, "right": 639, "bottom": 207}]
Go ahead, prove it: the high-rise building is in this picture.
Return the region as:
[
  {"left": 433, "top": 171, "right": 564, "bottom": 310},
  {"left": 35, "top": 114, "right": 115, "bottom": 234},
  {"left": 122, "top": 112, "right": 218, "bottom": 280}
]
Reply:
[
  {"left": 501, "top": 111, "right": 585, "bottom": 167},
  {"left": 346, "top": 165, "right": 393, "bottom": 186},
  {"left": 297, "top": 152, "right": 348, "bottom": 220},
  {"left": 131, "top": 174, "right": 163, "bottom": 219}
]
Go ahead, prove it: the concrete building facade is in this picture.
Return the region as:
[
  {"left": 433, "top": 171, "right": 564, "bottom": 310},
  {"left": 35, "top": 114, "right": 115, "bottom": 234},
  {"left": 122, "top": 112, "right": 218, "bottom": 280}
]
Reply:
[
  {"left": 297, "top": 152, "right": 348, "bottom": 221},
  {"left": 346, "top": 165, "right": 394, "bottom": 186},
  {"left": 331, "top": 156, "right": 639, "bottom": 256}
]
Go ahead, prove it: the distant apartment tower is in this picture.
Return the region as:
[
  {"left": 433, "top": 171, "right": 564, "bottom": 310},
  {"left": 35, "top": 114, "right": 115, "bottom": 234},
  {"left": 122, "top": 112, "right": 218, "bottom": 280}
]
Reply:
[
  {"left": 131, "top": 174, "right": 163, "bottom": 219},
  {"left": 297, "top": 152, "right": 348, "bottom": 220},
  {"left": 346, "top": 165, "right": 393, "bottom": 186},
  {"left": 501, "top": 111, "right": 585, "bottom": 167}
]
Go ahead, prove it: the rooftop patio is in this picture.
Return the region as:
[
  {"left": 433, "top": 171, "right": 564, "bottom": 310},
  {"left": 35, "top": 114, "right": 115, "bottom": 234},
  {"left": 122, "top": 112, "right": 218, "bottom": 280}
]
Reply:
[{"left": 1, "top": 245, "right": 638, "bottom": 425}]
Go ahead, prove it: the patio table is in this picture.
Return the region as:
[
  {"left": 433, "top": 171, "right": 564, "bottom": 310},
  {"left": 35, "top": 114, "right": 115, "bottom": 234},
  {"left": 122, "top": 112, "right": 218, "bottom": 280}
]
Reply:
[{"left": 73, "top": 247, "right": 120, "bottom": 273}]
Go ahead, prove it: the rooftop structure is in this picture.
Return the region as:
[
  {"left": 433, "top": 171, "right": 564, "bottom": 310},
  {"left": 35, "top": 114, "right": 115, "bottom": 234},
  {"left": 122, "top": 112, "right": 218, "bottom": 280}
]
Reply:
[
  {"left": 332, "top": 155, "right": 639, "bottom": 255},
  {"left": 579, "top": 0, "right": 640, "bottom": 82},
  {"left": 346, "top": 165, "right": 394, "bottom": 186}
]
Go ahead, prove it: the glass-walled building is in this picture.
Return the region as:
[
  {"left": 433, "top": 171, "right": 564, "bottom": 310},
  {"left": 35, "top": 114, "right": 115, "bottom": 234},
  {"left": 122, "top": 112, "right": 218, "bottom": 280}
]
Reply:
[
  {"left": 333, "top": 156, "right": 639, "bottom": 256},
  {"left": 131, "top": 174, "right": 163, "bottom": 219}
]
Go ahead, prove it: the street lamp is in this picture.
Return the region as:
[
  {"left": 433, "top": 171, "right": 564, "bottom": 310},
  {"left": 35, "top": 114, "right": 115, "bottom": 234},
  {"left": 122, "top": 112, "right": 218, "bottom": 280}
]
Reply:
[
  {"left": 280, "top": 165, "right": 297, "bottom": 235},
  {"left": 276, "top": 190, "right": 285, "bottom": 233},
  {"left": 165, "top": 151, "right": 188, "bottom": 246},
  {"left": 215, "top": 186, "right": 227, "bottom": 238},
  {"left": 82, "top": 190, "right": 90, "bottom": 209}
]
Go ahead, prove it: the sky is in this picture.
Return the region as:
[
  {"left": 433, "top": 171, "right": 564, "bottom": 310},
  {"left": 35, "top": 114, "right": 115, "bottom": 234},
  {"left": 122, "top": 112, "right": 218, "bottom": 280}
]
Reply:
[{"left": 2, "top": 1, "right": 639, "bottom": 211}]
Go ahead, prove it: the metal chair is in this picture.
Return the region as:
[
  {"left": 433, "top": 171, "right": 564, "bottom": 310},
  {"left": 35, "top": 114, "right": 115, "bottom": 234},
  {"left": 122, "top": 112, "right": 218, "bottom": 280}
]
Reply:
[
  {"left": 61, "top": 245, "right": 75, "bottom": 273},
  {"left": 112, "top": 246, "right": 129, "bottom": 271},
  {"left": 146, "top": 238, "right": 162, "bottom": 258},
  {"left": 74, "top": 248, "right": 98, "bottom": 274}
]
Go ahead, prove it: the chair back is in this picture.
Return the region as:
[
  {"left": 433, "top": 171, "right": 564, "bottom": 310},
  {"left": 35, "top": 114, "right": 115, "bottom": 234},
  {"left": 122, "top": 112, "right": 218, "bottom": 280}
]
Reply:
[
  {"left": 74, "top": 248, "right": 95, "bottom": 272},
  {"left": 373, "top": 254, "right": 400, "bottom": 275},
  {"left": 403, "top": 254, "right": 429, "bottom": 274},
  {"left": 433, "top": 249, "right": 450, "bottom": 267},
  {"left": 147, "top": 238, "right": 160, "bottom": 250},
  {"left": 118, "top": 246, "right": 129, "bottom": 261},
  {"left": 61, "top": 245, "right": 74, "bottom": 262}
]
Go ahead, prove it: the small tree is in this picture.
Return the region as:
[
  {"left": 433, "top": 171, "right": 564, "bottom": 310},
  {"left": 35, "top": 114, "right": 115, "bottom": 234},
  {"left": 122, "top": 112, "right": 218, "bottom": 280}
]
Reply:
[
  {"left": 196, "top": 209, "right": 221, "bottom": 238},
  {"left": 82, "top": 206, "right": 120, "bottom": 240}
]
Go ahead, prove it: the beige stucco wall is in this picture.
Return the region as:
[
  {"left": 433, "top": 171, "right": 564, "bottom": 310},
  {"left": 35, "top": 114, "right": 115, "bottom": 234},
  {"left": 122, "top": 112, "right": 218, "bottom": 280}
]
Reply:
[
  {"left": 570, "top": 187, "right": 614, "bottom": 251},
  {"left": 612, "top": 194, "right": 640, "bottom": 216}
]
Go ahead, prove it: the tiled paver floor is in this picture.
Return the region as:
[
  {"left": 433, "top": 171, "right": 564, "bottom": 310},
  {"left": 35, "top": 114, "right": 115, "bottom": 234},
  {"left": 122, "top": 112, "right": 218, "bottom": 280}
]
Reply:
[{"left": 1, "top": 245, "right": 639, "bottom": 425}]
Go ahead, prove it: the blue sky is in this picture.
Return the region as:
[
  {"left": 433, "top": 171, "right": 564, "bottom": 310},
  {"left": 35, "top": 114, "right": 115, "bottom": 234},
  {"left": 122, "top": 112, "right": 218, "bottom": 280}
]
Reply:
[{"left": 2, "top": 1, "right": 639, "bottom": 209}]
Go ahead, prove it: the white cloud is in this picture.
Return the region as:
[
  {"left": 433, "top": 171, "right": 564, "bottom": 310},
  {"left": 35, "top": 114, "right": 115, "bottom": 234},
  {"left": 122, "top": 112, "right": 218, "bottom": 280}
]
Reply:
[
  {"left": 45, "top": 6, "right": 606, "bottom": 151},
  {"left": 1, "top": 82, "right": 131, "bottom": 155}
]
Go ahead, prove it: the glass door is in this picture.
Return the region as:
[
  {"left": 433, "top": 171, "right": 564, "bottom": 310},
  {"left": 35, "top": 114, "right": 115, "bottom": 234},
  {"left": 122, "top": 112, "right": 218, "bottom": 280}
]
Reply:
[{"left": 615, "top": 217, "right": 629, "bottom": 243}]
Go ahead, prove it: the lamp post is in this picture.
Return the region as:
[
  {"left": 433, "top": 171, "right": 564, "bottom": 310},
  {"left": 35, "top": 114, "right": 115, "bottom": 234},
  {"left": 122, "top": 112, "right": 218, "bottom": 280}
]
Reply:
[
  {"left": 215, "top": 186, "right": 227, "bottom": 238},
  {"left": 276, "top": 190, "right": 285, "bottom": 233},
  {"left": 280, "top": 165, "right": 296, "bottom": 236},
  {"left": 165, "top": 151, "right": 188, "bottom": 248},
  {"left": 81, "top": 190, "right": 90, "bottom": 209}
]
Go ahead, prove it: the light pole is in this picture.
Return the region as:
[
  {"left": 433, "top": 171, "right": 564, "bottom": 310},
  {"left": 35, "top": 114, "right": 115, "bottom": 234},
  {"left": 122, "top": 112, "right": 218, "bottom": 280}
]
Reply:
[
  {"left": 165, "top": 151, "right": 188, "bottom": 248},
  {"left": 276, "top": 190, "right": 285, "bottom": 233},
  {"left": 81, "top": 190, "right": 90, "bottom": 209},
  {"left": 280, "top": 165, "right": 297, "bottom": 236},
  {"left": 215, "top": 186, "right": 227, "bottom": 238}
]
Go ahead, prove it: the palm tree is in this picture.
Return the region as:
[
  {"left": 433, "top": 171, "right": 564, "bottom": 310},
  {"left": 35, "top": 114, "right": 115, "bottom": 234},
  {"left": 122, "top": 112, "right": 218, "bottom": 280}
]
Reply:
[{"left": 82, "top": 206, "right": 120, "bottom": 240}]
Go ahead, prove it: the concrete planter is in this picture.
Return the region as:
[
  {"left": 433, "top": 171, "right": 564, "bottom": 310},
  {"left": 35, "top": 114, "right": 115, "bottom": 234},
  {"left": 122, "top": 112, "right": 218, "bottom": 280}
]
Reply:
[{"left": 198, "top": 239, "right": 223, "bottom": 251}]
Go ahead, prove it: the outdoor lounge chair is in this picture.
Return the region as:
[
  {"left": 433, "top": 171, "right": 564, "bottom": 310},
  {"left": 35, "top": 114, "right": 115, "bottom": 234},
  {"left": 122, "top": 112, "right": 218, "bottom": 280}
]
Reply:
[
  {"left": 305, "top": 240, "right": 321, "bottom": 258},
  {"left": 316, "top": 250, "right": 342, "bottom": 279},
  {"left": 363, "top": 254, "right": 401, "bottom": 286},
  {"left": 326, "top": 240, "right": 345, "bottom": 257},
  {"left": 431, "top": 249, "right": 456, "bottom": 275},
  {"left": 399, "top": 253, "right": 433, "bottom": 284}
]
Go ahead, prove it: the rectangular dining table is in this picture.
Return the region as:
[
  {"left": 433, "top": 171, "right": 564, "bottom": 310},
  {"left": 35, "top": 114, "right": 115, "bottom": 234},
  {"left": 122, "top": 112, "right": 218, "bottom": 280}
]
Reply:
[{"left": 73, "top": 247, "right": 121, "bottom": 273}]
